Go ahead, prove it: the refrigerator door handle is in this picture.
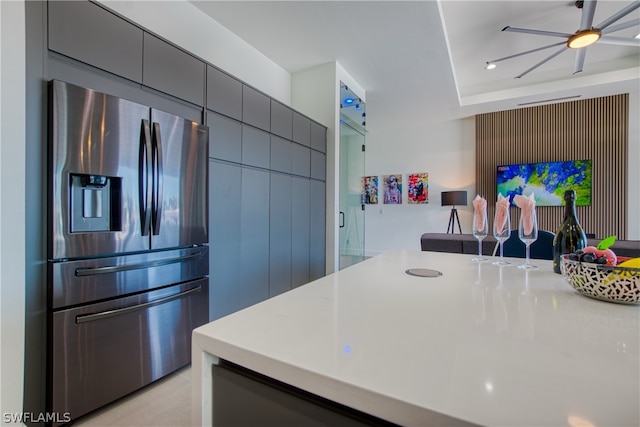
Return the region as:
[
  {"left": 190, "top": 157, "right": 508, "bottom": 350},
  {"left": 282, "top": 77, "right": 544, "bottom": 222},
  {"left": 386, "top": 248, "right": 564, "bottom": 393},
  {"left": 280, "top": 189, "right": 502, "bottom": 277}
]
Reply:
[
  {"left": 139, "top": 120, "right": 153, "bottom": 236},
  {"left": 75, "top": 285, "right": 202, "bottom": 324},
  {"left": 74, "top": 251, "right": 205, "bottom": 277},
  {"left": 151, "top": 122, "right": 164, "bottom": 236}
]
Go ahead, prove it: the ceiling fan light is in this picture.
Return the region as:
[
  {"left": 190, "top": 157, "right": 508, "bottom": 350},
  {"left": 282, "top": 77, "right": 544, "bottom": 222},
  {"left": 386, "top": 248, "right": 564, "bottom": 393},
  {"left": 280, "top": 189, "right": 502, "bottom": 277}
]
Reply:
[
  {"left": 567, "top": 30, "right": 601, "bottom": 48},
  {"left": 485, "top": 62, "right": 497, "bottom": 70}
]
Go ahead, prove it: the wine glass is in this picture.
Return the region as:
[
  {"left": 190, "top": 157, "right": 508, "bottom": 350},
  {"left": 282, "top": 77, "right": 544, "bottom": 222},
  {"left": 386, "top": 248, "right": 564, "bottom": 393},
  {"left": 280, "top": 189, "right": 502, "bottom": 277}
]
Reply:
[
  {"left": 472, "top": 209, "right": 488, "bottom": 262},
  {"left": 492, "top": 209, "right": 511, "bottom": 266},
  {"left": 518, "top": 209, "right": 538, "bottom": 270}
]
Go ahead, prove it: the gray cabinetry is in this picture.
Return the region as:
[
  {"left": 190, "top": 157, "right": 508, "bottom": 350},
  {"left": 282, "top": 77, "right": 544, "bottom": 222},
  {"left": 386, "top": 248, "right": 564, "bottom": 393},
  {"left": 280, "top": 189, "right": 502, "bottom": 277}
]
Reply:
[
  {"left": 208, "top": 112, "right": 241, "bottom": 163},
  {"left": 310, "top": 121, "right": 327, "bottom": 153},
  {"left": 143, "top": 33, "right": 205, "bottom": 106},
  {"left": 310, "top": 151, "right": 327, "bottom": 181},
  {"left": 242, "top": 86, "right": 270, "bottom": 131},
  {"left": 310, "top": 180, "right": 326, "bottom": 281},
  {"left": 270, "top": 136, "right": 292, "bottom": 174},
  {"left": 269, "top": 173, "right": 292, "bottom": 297},
  {"left": 292, "top": 112, "right": 311, "bottom": 147},
  {"left": 48, "top": 0, "right": 143, "bottom": 83},
  {"left": 292, "top": 177, "right": 311, "bottom": 287},
  {"left": 209, "top": 160, "right": 242, "bottom": 320},
  {"left": 240, "top": 167, "right": 271, "bottom": 307},
  {"left": 242, "top": 125, "right": 270, "bottom": 169},
  {"left": 207, "top": 66, "right": 242, "bottom": 121},
  {"left": 271, "top": 101, "right": 293, "bottom": 139},
  {"left": 291, "top": 144, "right": 311, "bottom": 178}
]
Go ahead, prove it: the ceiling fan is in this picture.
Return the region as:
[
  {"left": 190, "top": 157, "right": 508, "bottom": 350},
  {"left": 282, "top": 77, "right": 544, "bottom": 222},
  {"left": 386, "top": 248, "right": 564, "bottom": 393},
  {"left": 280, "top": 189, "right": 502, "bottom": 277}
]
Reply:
[{"left": 486, "top": 0, "right": 640, "bottom": 78}]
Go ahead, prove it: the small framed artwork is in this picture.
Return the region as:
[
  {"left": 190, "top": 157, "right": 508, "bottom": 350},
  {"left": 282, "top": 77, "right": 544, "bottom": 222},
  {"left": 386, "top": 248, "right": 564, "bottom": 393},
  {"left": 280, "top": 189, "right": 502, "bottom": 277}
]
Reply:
[
  {"left": 362, "top": 176, "right": 378, "bottom": 204},
  {"left": 408, "top": 173, "right": 429, "bottom": 204},
  {"left": 383, "top": 174, "right": 402, "bottom": 204}
]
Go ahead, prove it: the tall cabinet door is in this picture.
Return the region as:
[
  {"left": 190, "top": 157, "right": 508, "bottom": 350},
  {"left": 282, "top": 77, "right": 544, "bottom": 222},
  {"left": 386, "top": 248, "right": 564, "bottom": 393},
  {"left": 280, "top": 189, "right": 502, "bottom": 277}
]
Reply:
[
  {"left": 292, "top": 177, "right": 310, "bottom": 287},
  {"left": 209, "top": 160, "right": 242, "bottom": 321},
  {"left": 269, "top": 173, "right": 292, "bottom": 297},
  {"left": 310, "top": 180, "right": 326, "bottom": 280},
  {"left": 151, "top": 109, "right": 209, "bottom": 250},
  {"left": 240, "top": 167, "right": 270, "bottom": 306}
]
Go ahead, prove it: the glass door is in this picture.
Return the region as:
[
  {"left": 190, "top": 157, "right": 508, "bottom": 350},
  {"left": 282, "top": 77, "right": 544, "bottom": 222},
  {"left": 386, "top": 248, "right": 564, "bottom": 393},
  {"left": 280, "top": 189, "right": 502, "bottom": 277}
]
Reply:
[{"left": 339, "top": 83, "right": 366, "bottom": 270}]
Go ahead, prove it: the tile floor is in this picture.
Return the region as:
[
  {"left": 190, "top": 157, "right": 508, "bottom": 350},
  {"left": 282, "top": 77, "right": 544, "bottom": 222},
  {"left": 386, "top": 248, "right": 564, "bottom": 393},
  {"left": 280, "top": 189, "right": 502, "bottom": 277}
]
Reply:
[{"left": 73, "top": 365, "right": 192, "bottom": 426}]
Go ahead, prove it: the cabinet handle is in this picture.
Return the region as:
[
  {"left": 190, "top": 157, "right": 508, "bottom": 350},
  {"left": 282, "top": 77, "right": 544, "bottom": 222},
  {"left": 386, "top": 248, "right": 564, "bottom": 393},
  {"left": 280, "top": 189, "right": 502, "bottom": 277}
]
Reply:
[{"left": 339, "top": 211, "right": 345, "bottom": 228}]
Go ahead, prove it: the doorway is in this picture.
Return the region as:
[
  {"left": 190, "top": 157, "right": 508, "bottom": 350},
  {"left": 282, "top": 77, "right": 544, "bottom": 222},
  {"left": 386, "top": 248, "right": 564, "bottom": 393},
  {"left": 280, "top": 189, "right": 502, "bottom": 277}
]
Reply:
[{"left": 339, "top": 83, "right": 366, "bottom": 270}]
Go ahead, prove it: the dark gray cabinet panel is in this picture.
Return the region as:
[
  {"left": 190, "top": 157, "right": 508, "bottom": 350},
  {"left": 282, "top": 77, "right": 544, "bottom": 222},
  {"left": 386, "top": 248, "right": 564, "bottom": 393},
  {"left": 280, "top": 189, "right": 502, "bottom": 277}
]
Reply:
[
  {"left": 240, "top": 167, "right": 270, "bottom": 306},
  {"left": 269, "top": 174, "right": 292, "bottom": 297},
  {"left": 309, "top": 180, "right": 326, "bottom": 281},
  {"left": 212, "top": 361, "right": 385, "bottom": 427},
  {"left": 242, "top": 125, "right": 270, "bottom": 169},
  {"left": 292, "top": 177, "right": 310, "bottom": 288},
  {"left": 310, "top": 151, "right": 326, "bottom": 181},
  {"left": 207, "top": 66, "right": 242, "bottom": 121},
  {"left": 48, "top": 1, "right": 143, "bottom": 83},
  {"left": 209, "top": 160, "right": 242, "bottom": 321},
  {"left": 291, "top": 144, "right": 311, "bottom": 178},
  {"left": 270, "top": 135, "right": 292, "bottom": 174},
  {"left": 270, "top": 101, "right": 292, "bottom": 139},
  {"left": 208, "top": 112, "right": 241, "bottom": 163},
  {"left": 143, "top": 33, "right": 205, "bottom": 106},
  {"left": 242, "top": 86, "right": 270, "bottom": 131},
  {"left": 310, "top": 121, "right": 327, "bottom": 153},
  {"left": 292, "top": 112, "right": 311, "bottom": 147}
]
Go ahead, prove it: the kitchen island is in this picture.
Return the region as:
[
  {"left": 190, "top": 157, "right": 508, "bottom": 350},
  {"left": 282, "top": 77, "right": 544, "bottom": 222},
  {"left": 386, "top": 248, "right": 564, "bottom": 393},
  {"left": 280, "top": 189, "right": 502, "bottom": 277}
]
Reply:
[{"left": 192, "top": 250, "right": 639, "bottom": 426}]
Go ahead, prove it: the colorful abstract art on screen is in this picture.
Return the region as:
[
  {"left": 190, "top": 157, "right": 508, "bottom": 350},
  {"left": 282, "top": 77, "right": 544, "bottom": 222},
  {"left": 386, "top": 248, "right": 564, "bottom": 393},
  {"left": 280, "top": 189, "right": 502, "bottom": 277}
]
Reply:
[
  {"left": 362, "top": 176, "right": 378, "bottom": 204},
  {"left": 408, "top": 173, "right": 429, "bottom": 204}
]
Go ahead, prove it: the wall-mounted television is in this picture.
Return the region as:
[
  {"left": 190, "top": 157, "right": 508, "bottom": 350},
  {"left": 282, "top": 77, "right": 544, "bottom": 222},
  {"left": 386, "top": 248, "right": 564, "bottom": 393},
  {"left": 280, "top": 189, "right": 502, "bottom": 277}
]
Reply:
[{"left": 497, "top": 159, "right": 592, "bottom": 206}]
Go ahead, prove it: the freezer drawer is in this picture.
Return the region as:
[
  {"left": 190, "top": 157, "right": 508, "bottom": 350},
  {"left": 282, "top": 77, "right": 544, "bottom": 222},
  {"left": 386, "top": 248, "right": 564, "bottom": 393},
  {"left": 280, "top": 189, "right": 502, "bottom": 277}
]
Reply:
[
  {"left": 50, "top": 279, "right": 208, "bottom": 422},
  {"left": 50, "top": 246, "right": 208, "bottom": 309}
]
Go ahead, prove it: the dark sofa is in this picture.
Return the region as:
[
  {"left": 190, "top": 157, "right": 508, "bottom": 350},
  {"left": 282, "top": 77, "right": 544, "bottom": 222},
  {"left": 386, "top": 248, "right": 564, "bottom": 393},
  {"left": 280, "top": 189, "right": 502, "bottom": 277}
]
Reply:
[{"left": 420, "top": 233, "right": 640, "bottom": 259}]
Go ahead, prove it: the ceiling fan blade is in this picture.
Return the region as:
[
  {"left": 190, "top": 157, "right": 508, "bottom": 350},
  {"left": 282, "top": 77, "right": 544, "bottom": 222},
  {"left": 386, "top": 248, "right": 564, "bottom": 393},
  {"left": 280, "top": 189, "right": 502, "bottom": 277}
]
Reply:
[
  {"left": 489, "top": 41, "right": 567, "bottom": 63},
  {"left": 574, "top": 49, "right": 586, "bottom": 74},
  {"left": 601, "top": 18, "right": 640, "bottom": 35},
  {"left": 579, "top": 0, "right": 597, "bottom": 30},
  {"left": 515, "top": 46, "right": 568, "bottom": 79},
  {"left": 595, "top": 0, "right": 640, "bottom": 30},
  {"left": 598, "top": 35, "right": 640, "bottom": 46},
  {"left": 502, "top": 26, "right": 572, "bottom": 38}
]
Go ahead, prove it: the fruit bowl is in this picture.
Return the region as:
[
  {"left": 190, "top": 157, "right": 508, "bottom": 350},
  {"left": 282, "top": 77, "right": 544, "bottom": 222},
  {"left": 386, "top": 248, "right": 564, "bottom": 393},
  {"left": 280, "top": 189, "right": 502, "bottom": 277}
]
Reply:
[{"left": 560, "top": 255, "right": 640, "bottom": 304}]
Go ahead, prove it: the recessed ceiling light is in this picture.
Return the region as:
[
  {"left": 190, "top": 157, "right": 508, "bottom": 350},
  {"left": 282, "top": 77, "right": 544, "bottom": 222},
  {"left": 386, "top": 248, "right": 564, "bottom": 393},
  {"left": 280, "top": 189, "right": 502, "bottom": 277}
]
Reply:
[
  {"left": 485, "top": 62, "right": 497, "bottom": 70},
  {"left": 635, "top": 33, "right": 640, "bottom": 39}
]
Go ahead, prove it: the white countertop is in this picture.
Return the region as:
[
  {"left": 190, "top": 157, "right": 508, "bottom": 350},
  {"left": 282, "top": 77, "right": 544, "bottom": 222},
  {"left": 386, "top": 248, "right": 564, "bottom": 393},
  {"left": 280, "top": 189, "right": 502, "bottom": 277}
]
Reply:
[{"left": 192, "top": 250, "right": 640, "bottom": 426}]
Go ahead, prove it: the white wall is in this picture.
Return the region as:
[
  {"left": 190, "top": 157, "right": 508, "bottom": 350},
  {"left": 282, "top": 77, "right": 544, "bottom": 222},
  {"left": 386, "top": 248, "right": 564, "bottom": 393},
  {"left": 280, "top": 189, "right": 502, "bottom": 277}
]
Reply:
[
  {"left": 0, "top": 0, "right": 26, "bottom": 420},
  {"left": 364, "top": 110, "right": 476, "bottom": 256}
]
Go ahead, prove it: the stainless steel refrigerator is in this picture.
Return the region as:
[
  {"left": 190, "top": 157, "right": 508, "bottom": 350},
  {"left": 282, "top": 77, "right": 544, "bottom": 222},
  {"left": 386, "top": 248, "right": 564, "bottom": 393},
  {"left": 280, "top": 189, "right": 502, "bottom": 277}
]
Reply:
[{"left": 47, "top": 80, "right": 209, "bottom": 422}]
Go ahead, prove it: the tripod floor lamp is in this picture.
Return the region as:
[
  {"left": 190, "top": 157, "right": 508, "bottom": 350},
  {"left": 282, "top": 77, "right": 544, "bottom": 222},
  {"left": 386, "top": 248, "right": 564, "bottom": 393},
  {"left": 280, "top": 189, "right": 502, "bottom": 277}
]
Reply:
[{"left": 441, "top": 191, "right": 467, "bottom": 234}]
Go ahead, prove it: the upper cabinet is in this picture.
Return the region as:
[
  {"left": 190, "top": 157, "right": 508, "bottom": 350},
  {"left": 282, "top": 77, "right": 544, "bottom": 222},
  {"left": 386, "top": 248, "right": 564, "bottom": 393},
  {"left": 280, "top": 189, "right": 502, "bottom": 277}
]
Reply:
[
  {"left": 270, "top": 101, "right": 293, "bottom": 140},
  {"left": 310, "top": 121, "right": 326, "bottom": 153},
  {"left": 292, "top": 112, "right": 311, "bottom": 147},
  {"left": 48, "top": 1, "right": 143, "bottom": 83},
  {"left": 207, "top": 66, "right": 242, "bottom": 121},
  {"left": 242, "top": 86, "right": 270, "bottom": 132},
  {"left": 143, "top": 33, "right": 205, "bottom": 106}
]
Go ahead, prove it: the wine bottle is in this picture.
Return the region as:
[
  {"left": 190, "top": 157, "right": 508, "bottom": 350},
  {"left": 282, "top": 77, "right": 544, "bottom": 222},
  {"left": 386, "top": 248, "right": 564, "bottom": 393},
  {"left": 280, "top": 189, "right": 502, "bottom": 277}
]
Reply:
[{"left": 553, "top": 190, "right": 587, "bottom": 274}]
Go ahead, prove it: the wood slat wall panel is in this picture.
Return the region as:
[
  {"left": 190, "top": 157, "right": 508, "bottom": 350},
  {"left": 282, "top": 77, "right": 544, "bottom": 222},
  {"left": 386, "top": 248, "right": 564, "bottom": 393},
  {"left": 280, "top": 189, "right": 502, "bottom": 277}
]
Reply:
[{"left": 476, "top": 94, "right": 628, "bottom": 240}]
